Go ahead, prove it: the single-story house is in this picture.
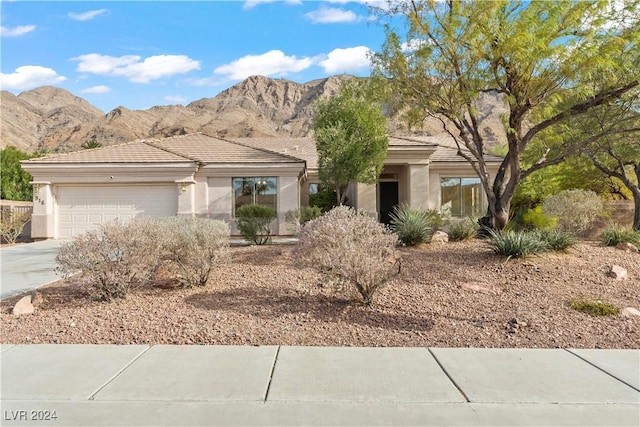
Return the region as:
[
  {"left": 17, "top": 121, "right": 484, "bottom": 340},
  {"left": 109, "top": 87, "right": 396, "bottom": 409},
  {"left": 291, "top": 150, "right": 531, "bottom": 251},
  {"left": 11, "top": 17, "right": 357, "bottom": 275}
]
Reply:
[{"left": 21, "top": 133, "right": 502, "bottom": 239}]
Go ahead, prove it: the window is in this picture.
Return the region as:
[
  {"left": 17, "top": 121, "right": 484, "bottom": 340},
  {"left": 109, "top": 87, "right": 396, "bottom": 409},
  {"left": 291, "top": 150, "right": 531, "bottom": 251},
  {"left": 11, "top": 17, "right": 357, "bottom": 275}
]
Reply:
[
  {"left": 233, "top": 177, "right": 277, "bottom": 216},
  {"left": 308, "top": 183, "right": 319, "bottom": 194},
  {"left": 441, "top": 177, "right": 483, "bottom": 217}
]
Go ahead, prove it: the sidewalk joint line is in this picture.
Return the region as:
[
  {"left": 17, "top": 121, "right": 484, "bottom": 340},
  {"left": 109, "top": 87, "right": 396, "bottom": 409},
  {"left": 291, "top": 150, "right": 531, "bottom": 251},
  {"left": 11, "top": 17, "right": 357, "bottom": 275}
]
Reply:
[
  {"left": 564, "top": 349, "right": 640, "bottom": 393},
  {"left": 428, "top": 348, "right": 471, "bottom": 403},
  {"left": 263, "top": 345, "right": 281, "bottom": 403},
  {"left": 87, "top": 345, "right": 153, "bottom": 401}
]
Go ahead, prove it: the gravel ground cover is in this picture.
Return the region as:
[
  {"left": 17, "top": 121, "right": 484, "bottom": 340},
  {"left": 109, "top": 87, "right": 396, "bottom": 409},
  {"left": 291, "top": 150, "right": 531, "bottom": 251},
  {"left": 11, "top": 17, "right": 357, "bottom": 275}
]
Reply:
[{"left": 1, "top": 240, "right": 638, "bottom": 348}]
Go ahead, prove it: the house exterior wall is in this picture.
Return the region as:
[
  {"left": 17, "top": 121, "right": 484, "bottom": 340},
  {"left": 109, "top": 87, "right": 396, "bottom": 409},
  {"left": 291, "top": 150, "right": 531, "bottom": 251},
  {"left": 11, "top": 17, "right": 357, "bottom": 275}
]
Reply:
[{"left": 428, "top": 163, "right": 499, "bottom": 214}]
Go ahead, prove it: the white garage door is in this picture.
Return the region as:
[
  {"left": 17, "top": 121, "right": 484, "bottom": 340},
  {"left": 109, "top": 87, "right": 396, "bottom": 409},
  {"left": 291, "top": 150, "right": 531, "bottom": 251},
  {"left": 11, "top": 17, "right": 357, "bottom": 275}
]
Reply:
[{"left": 57, "top": 185, "right": 178, "bottom": 238}]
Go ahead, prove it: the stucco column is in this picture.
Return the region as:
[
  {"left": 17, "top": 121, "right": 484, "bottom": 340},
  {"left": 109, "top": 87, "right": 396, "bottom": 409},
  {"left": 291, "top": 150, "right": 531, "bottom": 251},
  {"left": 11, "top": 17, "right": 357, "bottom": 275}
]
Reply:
[
  {"left": 30, "top": 181, "right": 54, "bottom": 239},
  {"left": 407, "top": 163, "right": 430, "bottom": 210},
  {"left": 278, "top": 175, "right": 300, "bottom": 235},
  {"left": 355, "top": 182, "right": 377, "bottom": 217},
  {"left": 176, "top": 179, "right": 196, "bottom": 217}
]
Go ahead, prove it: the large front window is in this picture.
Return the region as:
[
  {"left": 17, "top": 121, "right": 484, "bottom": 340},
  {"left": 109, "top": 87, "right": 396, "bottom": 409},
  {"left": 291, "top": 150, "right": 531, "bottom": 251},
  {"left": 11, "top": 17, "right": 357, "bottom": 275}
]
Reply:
[
  {"left": 233, "top": 177, "right": 277, "bottom": 216},
  {"left": 441, "top": 177, "right": 483, "bottom": 217}
]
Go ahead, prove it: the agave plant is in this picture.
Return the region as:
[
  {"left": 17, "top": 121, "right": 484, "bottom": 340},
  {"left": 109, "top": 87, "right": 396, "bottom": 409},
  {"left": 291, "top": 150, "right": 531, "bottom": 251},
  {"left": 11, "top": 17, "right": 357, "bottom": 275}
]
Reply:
[{"left": 389, "top": 203, "right": 441, "bottom": 246}]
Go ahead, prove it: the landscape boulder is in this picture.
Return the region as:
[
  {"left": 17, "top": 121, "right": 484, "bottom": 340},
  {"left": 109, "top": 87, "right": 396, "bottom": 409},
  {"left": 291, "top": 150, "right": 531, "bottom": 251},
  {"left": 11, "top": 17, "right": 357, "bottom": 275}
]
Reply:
[
  {"left": 12, "top": 295, "right": 34, "bottom": 315},
  {"left": 430, "top": 231, "right": 449, "bottom": 244},
  {"left": 621, "top": 307, "right": 640, "bottom": 318},
  {"left": 607, "top": 265, "right": 627, "bottom": 280},
  {"left": 615, "top": 242, "right": 639, "bottom": 253}
]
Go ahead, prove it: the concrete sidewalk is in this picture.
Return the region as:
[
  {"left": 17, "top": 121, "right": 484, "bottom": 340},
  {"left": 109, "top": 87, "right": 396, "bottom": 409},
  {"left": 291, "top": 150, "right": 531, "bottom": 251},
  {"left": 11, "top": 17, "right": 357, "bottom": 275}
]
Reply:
[
  {"left": 1, "top": 345, "right": 638, "bottom": 426},
  {"left": 0, "top": 240, "right": 62, "bottom": 300}
]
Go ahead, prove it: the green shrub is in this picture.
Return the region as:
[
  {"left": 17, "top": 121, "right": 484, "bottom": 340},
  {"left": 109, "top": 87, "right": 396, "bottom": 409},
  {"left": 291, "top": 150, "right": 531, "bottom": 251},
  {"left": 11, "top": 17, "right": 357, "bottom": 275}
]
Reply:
[
  {"left": 55, "top": 218, "right": 164, "bottom": 301},
  {"left": 309, "top": 186, "right": 340, "bottom": 212},
  {"left": 285, "top": 206, "right": 323, "bottom": 235},
  {"left": 542, "top": 189, "right": 607, "bottom": 234},
  {"left": 448, "top": 218, "right": 479, "bottom": 241},
  {"left": 520, "top": 206, "right": 558, "bottom": 231},
  {"left": 601, "top": 224, "right": 640, "bottom": 247},
  {"left": 389, "top": 203, "right": 441, "bottom": 246},
  {"left": 297, "top": 206, "right": 400, "bottom": 306},
  {"left": 533, "top": 229, "right": 576, "bottom": 252},
  {"left": 236, "top": 204, "right": 276, "bottom": 245},
  {"left": 570, "top": 299, "right": 619, "bottom": 317},
  {"left": 486, "top": 229, "right": 549, "bottom": 259},
  {"left": 159, "top": 217, "right": 230, "bottom": 287}
]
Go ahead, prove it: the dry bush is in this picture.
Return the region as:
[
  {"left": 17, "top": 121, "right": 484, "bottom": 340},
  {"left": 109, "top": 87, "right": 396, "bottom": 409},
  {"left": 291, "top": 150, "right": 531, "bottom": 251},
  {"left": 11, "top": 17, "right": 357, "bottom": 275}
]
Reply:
[
  {"left": 297, "top": 206, "right": 400, "bottom": 306},
  {"left": 55, "top": 218, "right": 164, "bottom": 301},
  {"left": 159, "top": 216, "right": 230, "bottom": 287},
  {"left": 543, "top": 189, "right": 608, "bottom": 234},
  {"left": 0, "top": 210, "right": 30, "bottom": 244}
]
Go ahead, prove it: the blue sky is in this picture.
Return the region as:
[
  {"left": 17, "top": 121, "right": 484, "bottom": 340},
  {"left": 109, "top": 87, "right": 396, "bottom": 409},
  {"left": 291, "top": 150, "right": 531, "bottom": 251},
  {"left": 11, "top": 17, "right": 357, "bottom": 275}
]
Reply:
[{"left": 1, "top": 1, "right": 395, "bottom": 112}]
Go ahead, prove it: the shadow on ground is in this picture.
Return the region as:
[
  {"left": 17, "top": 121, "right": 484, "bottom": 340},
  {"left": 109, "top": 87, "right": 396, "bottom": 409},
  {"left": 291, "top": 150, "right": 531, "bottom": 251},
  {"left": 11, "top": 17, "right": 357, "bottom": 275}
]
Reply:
[{"left": 185, "top": 287, "right": 434, "bottom": 333}]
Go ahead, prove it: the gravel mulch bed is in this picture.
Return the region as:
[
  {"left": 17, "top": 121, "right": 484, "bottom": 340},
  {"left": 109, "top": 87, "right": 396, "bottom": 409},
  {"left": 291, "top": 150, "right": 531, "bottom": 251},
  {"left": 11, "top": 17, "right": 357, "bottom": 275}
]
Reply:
[{"left": 1, "top": 240, "right": 639, "bottom": 348}]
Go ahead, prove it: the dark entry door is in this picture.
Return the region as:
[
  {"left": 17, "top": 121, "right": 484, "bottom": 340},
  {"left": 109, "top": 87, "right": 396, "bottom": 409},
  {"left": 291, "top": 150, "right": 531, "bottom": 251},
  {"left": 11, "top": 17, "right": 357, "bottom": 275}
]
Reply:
[{"left": 379, "top": 181, "right": 399, "bottom": 225}]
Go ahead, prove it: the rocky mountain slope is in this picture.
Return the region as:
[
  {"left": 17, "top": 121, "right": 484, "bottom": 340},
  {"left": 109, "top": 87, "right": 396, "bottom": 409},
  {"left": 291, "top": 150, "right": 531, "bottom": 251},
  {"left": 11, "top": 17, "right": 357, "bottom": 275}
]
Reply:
[{"left": 1, "top": 75, "right": 507, "bottom": 153}]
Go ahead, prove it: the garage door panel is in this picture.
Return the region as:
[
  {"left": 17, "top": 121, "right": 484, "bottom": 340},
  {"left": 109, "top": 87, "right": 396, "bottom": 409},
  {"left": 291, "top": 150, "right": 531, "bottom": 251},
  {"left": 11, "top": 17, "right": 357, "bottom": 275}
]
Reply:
[{"left": 57, "top": 185, "right": 177, "bottom": 239}]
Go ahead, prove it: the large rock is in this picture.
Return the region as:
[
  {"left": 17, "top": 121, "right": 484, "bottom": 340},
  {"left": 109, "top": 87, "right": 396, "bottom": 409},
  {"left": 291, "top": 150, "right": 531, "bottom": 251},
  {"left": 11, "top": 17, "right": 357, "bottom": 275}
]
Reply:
[
  {"left": 12, "top": 295, "right": 34, "bottom": 315},
  {"left": 430, "top": 231, "right": 449, "bottom": 244},
  {"left": 621, "top": 307, "right": 640, "bottom": 318},
  {"left": 616, "top": 242, "right": 639, "bottom": 253},
  {"left": 607, "top": 265, "right": 627, "bottom": 280}
]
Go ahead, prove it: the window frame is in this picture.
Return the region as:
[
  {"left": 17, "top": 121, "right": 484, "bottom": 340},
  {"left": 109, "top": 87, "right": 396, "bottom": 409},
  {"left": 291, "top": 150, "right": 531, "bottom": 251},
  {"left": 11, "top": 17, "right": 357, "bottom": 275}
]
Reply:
[
  {"left": 232, "top": 176, "right": 278, "bottom": 217},
  {"left": 440, "top": 176, "right": 484, "bottom": 217}
]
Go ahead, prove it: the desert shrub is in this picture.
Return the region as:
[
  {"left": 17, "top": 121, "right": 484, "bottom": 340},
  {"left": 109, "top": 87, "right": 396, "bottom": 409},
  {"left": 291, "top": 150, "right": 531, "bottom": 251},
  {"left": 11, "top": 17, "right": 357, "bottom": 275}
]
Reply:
[
  {"left": 542, "top": 189, "right": 607, "bottom": 234},
  {"left": 486, "top": 229, "right": 549, "bottom": 259},
  {"left": 601, "top": 224, "right": 640, "bottom": 247},
  {"left": 236, "top": 204, "right": 276, "bottom": 245},
  {"left": 533, "top": 229, "right": 577, "bottom": 252},
  {"left": 297, "top": 206, "right": 400, "bottom": 306},
  {"left": 569, "top": 299, "right": 619, "bottom": 317},
  {"left": 519, "top": 206, "right": 558, "bottom": 231},
  {"left": 448, "top": 217, "right": 479, "bottom": 241},
  {"left": 55, "top": 218, "right": 164, "bottom": 301},
  {"left": 389, "top": 204, "right": 441, "bottom": 246},
  {"left": 0, "top": 210, "right": 30, "bottom": 244},
  {"left": 285, "top": 206, "right": 323, "bottom": 235},
  {"left": 159, "top": 217, "right": 230, "bottom": 287}
]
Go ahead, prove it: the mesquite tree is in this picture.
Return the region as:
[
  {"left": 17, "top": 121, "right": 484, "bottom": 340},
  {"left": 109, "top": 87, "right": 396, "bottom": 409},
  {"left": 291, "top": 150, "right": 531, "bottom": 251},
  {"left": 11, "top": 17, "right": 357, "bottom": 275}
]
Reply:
[{"left": 372, "top": 0, "right": 639, "bottom": 229}]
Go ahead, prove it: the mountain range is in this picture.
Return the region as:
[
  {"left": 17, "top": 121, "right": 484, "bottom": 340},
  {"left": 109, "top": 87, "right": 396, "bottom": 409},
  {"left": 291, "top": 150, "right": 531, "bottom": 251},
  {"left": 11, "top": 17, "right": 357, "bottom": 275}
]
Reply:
[{"left": 0, "top": 75, "right": 507, "bottom": 154}]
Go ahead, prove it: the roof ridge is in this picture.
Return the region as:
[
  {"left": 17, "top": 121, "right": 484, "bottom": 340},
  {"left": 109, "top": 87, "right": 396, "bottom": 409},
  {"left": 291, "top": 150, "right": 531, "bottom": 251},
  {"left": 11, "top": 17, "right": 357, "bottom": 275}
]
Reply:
[
  {"left": 143, "top": 139, "right": 200, "bottom": 163},
  {"left": 216, "top": 136, "right": 307, "bottom": 163},
  {"left": 25, "top": 140, "right": 140, "bottom": 161}
]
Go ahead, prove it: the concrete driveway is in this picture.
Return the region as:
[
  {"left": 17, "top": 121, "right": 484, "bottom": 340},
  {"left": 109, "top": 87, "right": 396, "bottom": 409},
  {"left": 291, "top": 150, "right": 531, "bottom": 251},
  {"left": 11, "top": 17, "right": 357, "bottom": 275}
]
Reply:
[{"left": 0, "top": 239, "right": 63, "bottom": 299}]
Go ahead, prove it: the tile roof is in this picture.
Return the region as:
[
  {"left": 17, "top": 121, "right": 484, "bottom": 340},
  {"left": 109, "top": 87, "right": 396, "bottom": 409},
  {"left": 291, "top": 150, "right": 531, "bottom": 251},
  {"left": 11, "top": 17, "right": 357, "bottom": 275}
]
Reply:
[
  {"left": 149, "top": 134, "right": 302, "bottom": 164},
  {"left": 231, "top": 137, "right": 318, "bottom": 168},
  {"left": 23, "top": 141, "right": 190, "bottom": 164},
  {"left": 430, "top": 145, "right": 504, "bottom": 163},
  {"left": 23, "top": 134, "right": 303, "bottom": 165}
]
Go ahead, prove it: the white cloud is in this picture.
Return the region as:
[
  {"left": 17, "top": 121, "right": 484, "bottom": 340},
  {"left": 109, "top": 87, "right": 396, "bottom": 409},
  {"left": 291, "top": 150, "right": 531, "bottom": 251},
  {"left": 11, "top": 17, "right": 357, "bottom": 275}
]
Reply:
[
  {"left": 72, "top": 53, "right": 201, "bottom": 83},
  {"left": 0, "top": 65, "right": 66, "bottom": 90},
  {"left": 305, "top": 7, "right": 362, "bottom": 23},
  {"left": 164, "top": 95, "right": 187, "bottom": 104},
  {"left": 318, "top": 46, "right": 371, "bottom": 73},
  {"left": 1, "top": 24, "right": 36, "bottom": 37},
  {"left": 68, "top": 9, "right": 108, "bottom": 21},
  {"left": 214, "top": 50, "right": 313, "bottom": 80},
  {"left": 243, "top": 0, "right": 301, "bottom": 10},
  {"left": 81, "top": 85, "right": 110, "bottom": 94}
]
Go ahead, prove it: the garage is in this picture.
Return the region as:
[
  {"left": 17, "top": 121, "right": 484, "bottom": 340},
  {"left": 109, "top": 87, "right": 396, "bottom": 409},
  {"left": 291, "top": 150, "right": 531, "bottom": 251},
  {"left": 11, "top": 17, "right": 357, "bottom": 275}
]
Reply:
[{"left": 56, "top": 185, "right": 178, "bottom": 239}]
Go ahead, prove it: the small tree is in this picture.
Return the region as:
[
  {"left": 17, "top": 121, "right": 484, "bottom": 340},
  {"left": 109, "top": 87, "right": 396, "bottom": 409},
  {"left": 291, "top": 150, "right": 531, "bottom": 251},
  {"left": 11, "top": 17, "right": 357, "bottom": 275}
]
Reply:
[
  {"left": 371, "top": 0, "right": 639, "bottom": 229},
  {"left": 1, "top": 147, "right": 33, "bottom": 201},
  {"left": 297, "top": 206, "right": 400, "bottom": 306},
  {"left": 313, "top": 82, "right": 389, "bottom": 205}
]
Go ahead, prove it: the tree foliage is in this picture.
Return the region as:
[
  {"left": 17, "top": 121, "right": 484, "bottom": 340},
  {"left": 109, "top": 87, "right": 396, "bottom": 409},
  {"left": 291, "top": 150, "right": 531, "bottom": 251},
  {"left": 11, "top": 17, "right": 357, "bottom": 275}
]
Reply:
[
  {"left": 371, "top": 0, "right": 640, "bottom": 229},
  {"left": 313, "top": 81, "right": 389, "bottom": 205},
  {"left": 1, "top": 146, "right": 34, "bottom": 201}
]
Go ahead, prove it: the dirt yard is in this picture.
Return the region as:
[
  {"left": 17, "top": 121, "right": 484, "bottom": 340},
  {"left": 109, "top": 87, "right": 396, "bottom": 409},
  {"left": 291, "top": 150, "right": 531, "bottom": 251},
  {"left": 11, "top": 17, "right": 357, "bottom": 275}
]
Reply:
[{"left": 1, "top": 240, "right": 639, "bottom": 348}]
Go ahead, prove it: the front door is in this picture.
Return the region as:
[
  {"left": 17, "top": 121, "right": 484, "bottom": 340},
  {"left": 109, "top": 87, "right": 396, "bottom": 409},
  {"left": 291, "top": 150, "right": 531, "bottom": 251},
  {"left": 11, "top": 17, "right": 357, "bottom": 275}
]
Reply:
[{"left": 378, "top": 181, "right": 399, "bottom": 225}]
